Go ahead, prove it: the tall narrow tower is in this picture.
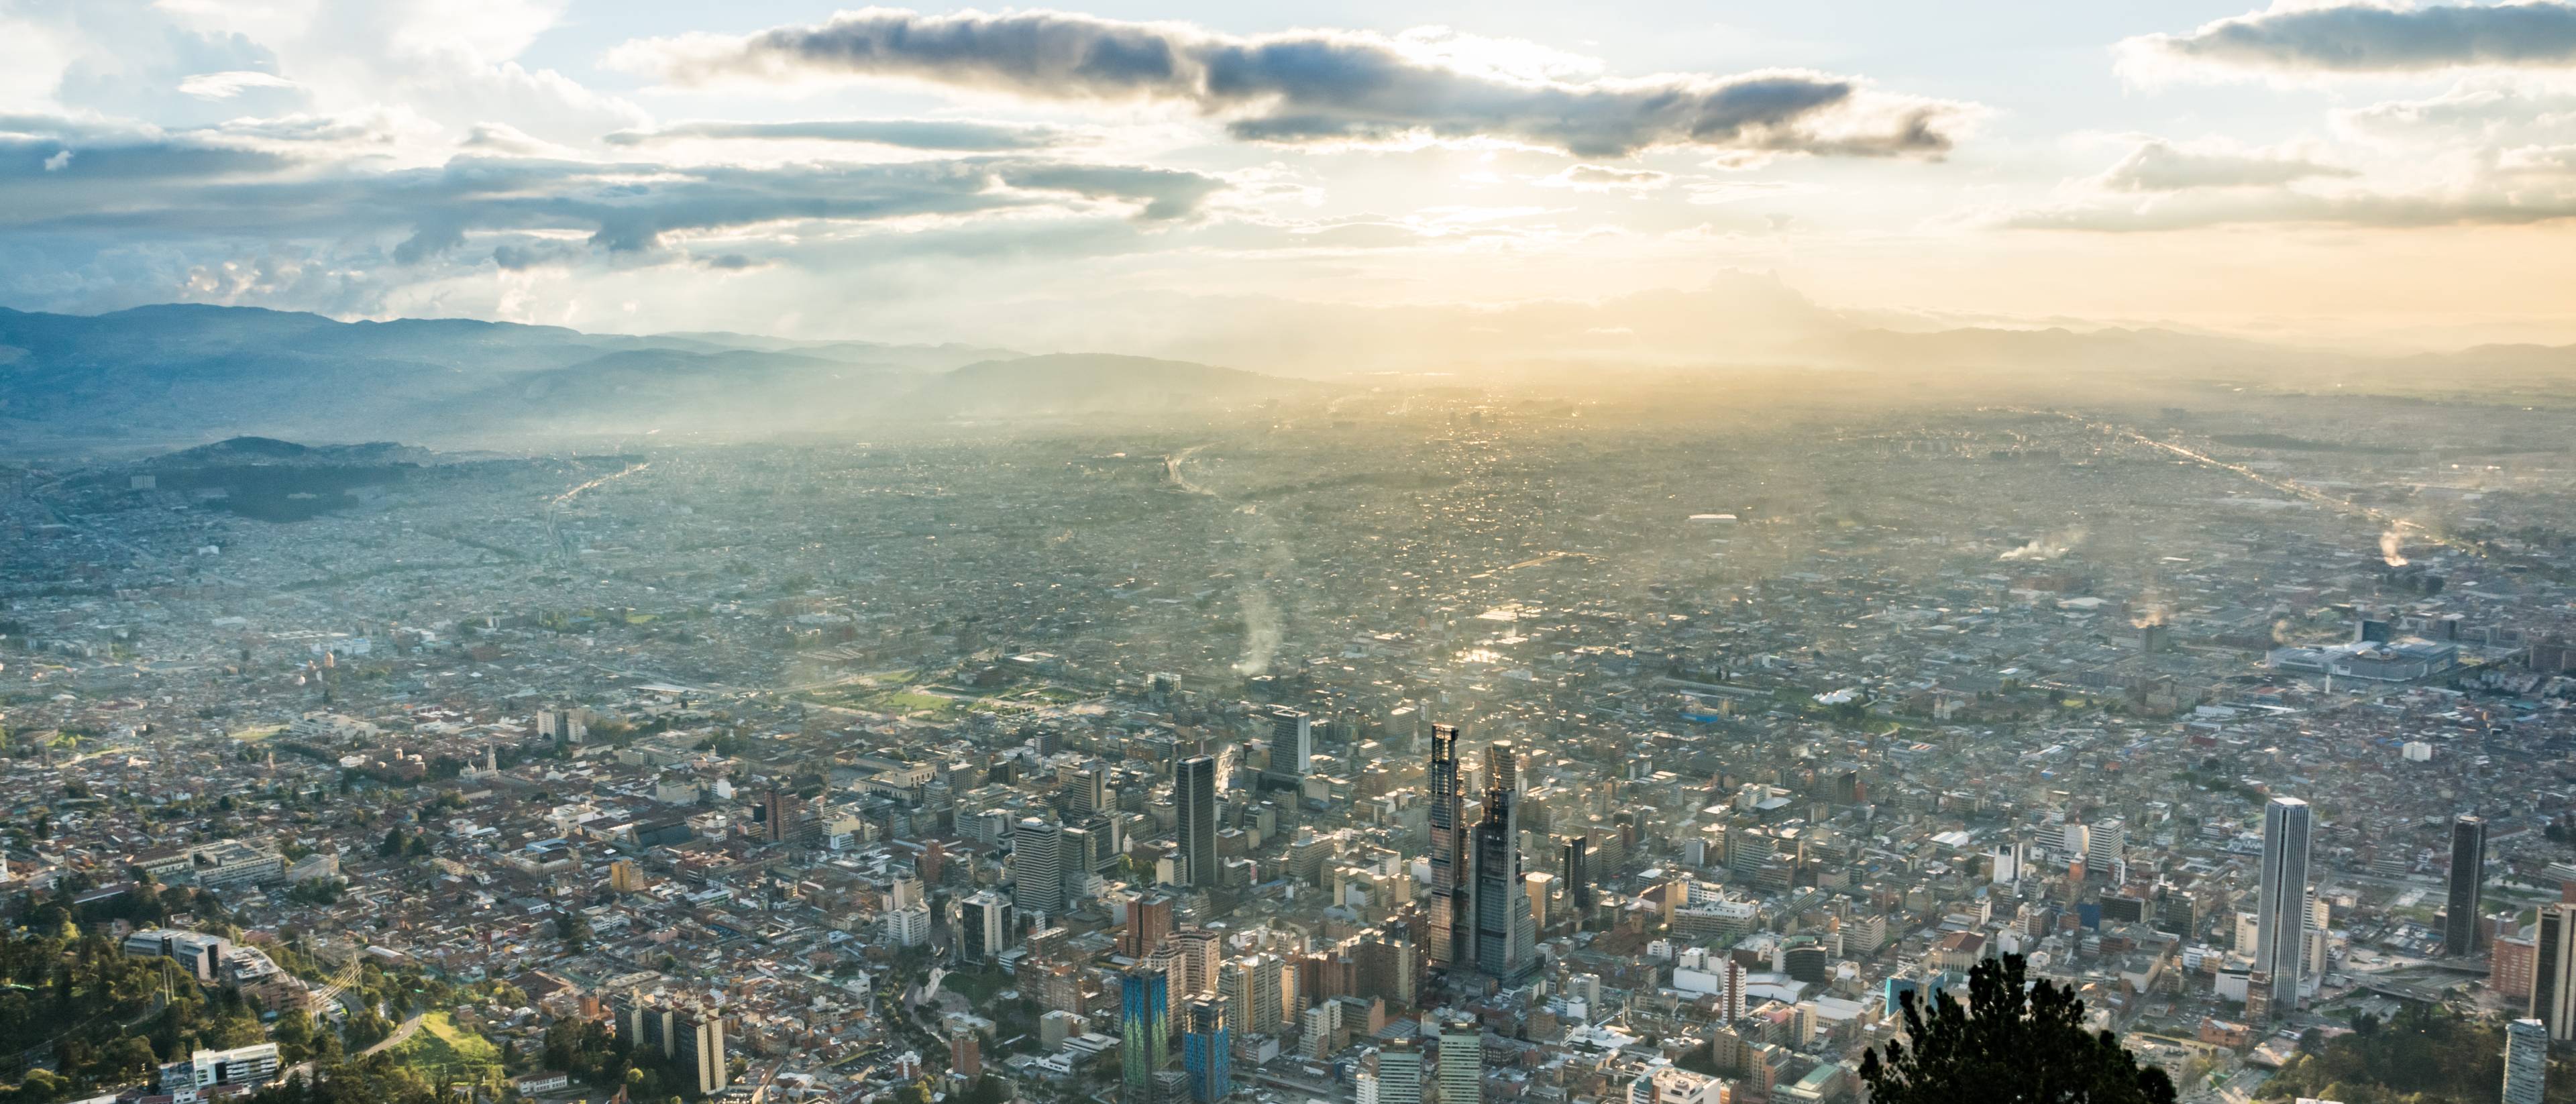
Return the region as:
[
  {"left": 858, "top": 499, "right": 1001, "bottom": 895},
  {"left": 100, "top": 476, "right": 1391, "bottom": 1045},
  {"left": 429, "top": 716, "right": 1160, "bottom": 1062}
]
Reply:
[
  {"left": 2445, "top": 814, "right": 2487, "bottom": 956},
  {"left": 2253, "top": 797, "right": 2312, "bottom": 1014},
  {"left": 1175, "top": 756, "right": 1217, "bottom": 888},
  {"left": 1426, "top": 724, "right": 1470, "bottom": 972},
  {"left": 1472, "top": 740, "right": 1536, "bottom": 983}
]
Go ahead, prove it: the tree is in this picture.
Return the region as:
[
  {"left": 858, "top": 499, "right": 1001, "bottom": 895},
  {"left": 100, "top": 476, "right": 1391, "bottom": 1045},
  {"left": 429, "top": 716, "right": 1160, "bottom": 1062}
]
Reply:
[{"left": 1859, "top": 954, "right": 2176, "bottom": 1104}]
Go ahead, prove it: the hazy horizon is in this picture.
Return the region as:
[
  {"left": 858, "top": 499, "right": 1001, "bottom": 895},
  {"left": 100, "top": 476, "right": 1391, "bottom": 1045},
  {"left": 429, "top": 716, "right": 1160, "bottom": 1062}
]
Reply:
[{"left": 8, "top": 0, "right": 2576, "bottom": 361}]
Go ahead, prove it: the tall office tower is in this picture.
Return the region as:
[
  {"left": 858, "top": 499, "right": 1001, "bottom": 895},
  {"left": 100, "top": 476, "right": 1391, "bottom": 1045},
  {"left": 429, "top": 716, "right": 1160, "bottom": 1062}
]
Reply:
[
  {"left": 761, "top": 787, "right": 797, "bottom": 844},
  {"left": 2506, "top": 1017, "right": 2548, "bottom": 1104},
  {"left": 1068, "top": 768, "right": 1106, "bottom": 818},
  {"left": 537, "top": 707, "right": 586, "bottom": 748},
  {"left": 2504, "top": 1013, "right": 2544, "bottom": 1101},
  {"left": 1559, "top": 836, "right": 1591, "bottom": 919},
  {"left": 2534, "top": 904, "right": 2576, "bottom": 1040},
  {"left": 1183, "top": 997, "right": 1231, "bottom": 1104},
  {"left": 1014, "top": 817, "right": 1067, "bottom": 918},
  {"left": 2447, "top": 814, "right": 2487, "bottom": 956},
  {"left": 1171, "top": 928, "right": 1223, "bottom": 996},
  {"left": 1176, "top": 757, "right": 1218, "bottom": 888},
  {"left": 1376, "top": 1037, "right": 1424, "bottom": 1104},
  {"left": 1437, "top": 1018, "right": 1483, "bottom": 1104},
  {"left": 1246, "top": 954, "right": 1285, "bottom": 1033},
  {"left": 950, "top": 1031, "right": 983, "bottom": 1082},
  {"left": 957, "top": 889, "right": 1016, "bottom": 964},
  {"left": 1472, "top": 742, "right": 1537, "bottom": 983},
  {"left": 676, "top": 1006, "right": 729, "bottom": 1096},
  {"left": 1272, "top": 708, "right": 1314, "bottom": 775},
  {"left": 1125, "top": 893, "right": 1175, "bottom": 959},
  {"left": 1426, "top": 724, "right": 1472, "bottom": 972},
  {"left": 1122, "top": 965, "right": 1172, "bottom": 1103},
  {"left": 2252, "top": 797, "right": 2312, "bottom": 1015}
]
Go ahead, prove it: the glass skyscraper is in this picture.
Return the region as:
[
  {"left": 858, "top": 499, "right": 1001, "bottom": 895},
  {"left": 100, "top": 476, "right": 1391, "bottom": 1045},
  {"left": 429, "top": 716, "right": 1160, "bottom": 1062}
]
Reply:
[
  {"left": 1123, "top": 966, "right": 1172, "bottom": 1103},
  {"left": 1183, "top": 996, "right": 1230, "bottom": 1103}
]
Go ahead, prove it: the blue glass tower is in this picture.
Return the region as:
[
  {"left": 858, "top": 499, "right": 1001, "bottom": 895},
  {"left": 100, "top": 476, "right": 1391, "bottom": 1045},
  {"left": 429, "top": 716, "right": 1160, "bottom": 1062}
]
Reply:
[
  {"left": 1183, "top": 996, "right": 1231, "bottom": 1103},
  {"left": 1122, "top": 966, "right": 1171, "bottom": 1103}
]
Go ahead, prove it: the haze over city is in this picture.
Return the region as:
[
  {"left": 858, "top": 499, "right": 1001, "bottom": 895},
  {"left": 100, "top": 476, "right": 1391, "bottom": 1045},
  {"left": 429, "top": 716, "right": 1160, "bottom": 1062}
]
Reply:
[{"left": 6, "top": 5, "right": 2576, "bottom": 1104}]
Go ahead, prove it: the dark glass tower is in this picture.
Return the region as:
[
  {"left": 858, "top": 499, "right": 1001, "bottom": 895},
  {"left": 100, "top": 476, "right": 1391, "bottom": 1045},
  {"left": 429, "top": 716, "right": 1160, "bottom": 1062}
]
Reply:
[
  {"left": 1560, "top": 835, "right": 1591, "bottom": 920},
  {"left": 1472, "top": 741, "right": 1536, "bottom": 983},
  {"left": 1426, "top": 724, "right": 1470, "bottom": 971},
  {"left": 1175, "top": 755, "right": 1217, "bottom": 887},
  {"left": 2445, "top": 814, "right": 2485, "bottom": 956}
]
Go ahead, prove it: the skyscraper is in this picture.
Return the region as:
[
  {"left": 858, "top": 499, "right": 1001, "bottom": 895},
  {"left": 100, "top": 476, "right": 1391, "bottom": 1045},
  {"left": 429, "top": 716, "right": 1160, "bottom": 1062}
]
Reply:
[
  {"left": 1426, "top": 724, "right": 1471, "bottom": 972},
  {"left": 1437, "top": 1018, "right": 1482, "bottom": 1104},
  {"left": 1125, "top": 892, "right": 1175, "bottom": 959},
  {"left": 2534, "top": 903, "right": 2576, "bottom": 1041},
  {"left": 1122, "top": 965, "right": 1172, "bottom": 1103},
  {"left": 1272, "top": 707, "right": 1314, "bottom": 775},
  {"left": 2252, "top": 797, "right": 2311, "bottom": 1014},
  {"left": 957, "top": 889, "right": 1016, "bottom": 964},
  {"left": 1176, "top": 756, "right": 1218, "bottom": 888},
  {"left": 1472, "top": 742, "right": 1537, "bottom": 983},
  {"left": 1375, "top": 1037, "right": 1424, "bottom": 1104},
  {"left": 2506, "top": 1017, "right": 2548, "bottom": 1104},
  {"left": 2446, "top": 814, "right": 2487, "bottom": 956},
  {"left": 1014, "top": 817, "right": 1066, "bottom": 918},
  {"left": 1560, "top": 836, "right": 1591, "bottom": 920},
  {"left": 1183, "top": 997, "right": 1231, "bottom": 1104}
]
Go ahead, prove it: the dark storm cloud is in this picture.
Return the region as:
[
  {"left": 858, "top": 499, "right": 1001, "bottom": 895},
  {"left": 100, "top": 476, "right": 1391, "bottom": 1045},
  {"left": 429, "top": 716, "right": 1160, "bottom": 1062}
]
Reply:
[
  {"left": 611, "top": 9, "right": 1974, "bottom": 159},
  {"left": 2132, "top": 1, "right": 2576, "bottom": 74},
  {"left": 604, "top": 118, "right": 1071, "bottom": 152}
]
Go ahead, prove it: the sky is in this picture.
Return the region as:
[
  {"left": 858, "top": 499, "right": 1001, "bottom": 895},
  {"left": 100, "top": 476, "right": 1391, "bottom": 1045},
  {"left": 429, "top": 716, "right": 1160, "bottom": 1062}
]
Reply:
[{"left": 6, "top": 0, "right": 2576, "bottom": 357}]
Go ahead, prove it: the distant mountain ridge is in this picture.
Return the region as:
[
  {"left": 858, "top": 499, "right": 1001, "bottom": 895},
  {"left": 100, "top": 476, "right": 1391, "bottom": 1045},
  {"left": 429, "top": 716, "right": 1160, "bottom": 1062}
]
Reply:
[{"left": 0, "top": 304, "right": 1300, "bottom": 449}]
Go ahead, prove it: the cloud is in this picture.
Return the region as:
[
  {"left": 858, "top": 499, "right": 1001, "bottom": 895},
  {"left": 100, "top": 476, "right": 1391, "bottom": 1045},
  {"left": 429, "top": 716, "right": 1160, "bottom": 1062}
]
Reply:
[
  {"left": 178, "top": 70, "right": 303, "bottom": 99},
  {"left": 1536, "top": 164, "right": 1672, "bottom": 190},
  {"left": 2334, "top": 82, "right": 2576, "bottom": 144},
  {"left": 2098, "top": 139, "right": 2358, "bottom": 190},
  {"left": 604, "top": 118, "right": 1074, "bottom": 152},
  {"left": 2122, "top": 1, "right": 2576, "bottom": 80},
  {"left": 2000, "top": 186, "right": 2576, "bottom": 231},
  {"left": 605, "top": 8, "right": 1976, "bottom": 159}
]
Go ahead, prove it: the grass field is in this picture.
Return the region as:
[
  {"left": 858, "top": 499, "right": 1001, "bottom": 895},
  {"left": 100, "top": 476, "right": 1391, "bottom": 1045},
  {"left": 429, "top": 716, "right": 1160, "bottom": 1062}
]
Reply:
[{"left": 396, "top": 1011, "right": 502, "bottom": 1071}]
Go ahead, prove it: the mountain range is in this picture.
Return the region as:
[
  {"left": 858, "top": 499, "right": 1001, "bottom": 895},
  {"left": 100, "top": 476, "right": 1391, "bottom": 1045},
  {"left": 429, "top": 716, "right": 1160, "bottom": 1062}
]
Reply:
[
  {"left": 0, "top": 304, "right": 1301, "bottom": 451},
  {"left": 3, "top": 298, "right": 2572, "bottom": 455}
]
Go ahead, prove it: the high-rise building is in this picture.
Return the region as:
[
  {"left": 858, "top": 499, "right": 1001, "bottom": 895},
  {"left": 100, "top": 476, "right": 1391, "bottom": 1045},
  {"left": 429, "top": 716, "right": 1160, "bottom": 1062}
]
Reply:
[
  {"left": 1472, "top": 742, "right": 1537, "bottom": 983},
  {"left": 2534, "top": 903, "right": 2576, "bottom": 1040},
  {"left": 1183, "top": 997, "right": 1231, "bottom": 1104},
  {"left": 1437, "top": 1018, "right": 1482, "bottom": 1104},
  {"left": 1273, "top": 708, "right": 1313, "bottom": 775},
  {"left": 2447, "top": 814, "right": 2487, "bottom": 956},
  {"left": 2252, "top": 797, "right": 2312, "bottom": 1014},
  {"left": 1375, "top": 1037, "right": 1424, "bottom": 1104},
  {"left": 1014, "top": 817, "right": 1067, "bottom": 918},
  {"left": 2506, "top": 1017, "right": 2548, "bottom": 1104},
  {"left": 1176, "top": 757, "right": 1218, "bottom": 888},
  {"left": 1426, "top": 724, "right": 1471, "bottom": 972},
  {"left": 537, "top": 707, "right": 585, "bottom": 748},
  {"left": 1125, "top": 892, "right": 1175, "bottom": 959},
  {"left": 1559, "top": 836, "right": 1591, "bottom": 920},
  {"left": 761, "top": 787, "right": 798, "bottom": 844},
  {"left": 618, "top": 994, "right": 727, "bottom": 1096},
  {"left": 1122, "top": 965, "right": 1172, "bottom": 1103},
  {"left": 1069, "top": 768, "right": 1106, "bottom": 818},
  {"left": 957, "top": 889, "right": 1016, "bottom": 964},
  {"left": 950, "top": 1032, "right": 983, "bottom": 1083}
]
